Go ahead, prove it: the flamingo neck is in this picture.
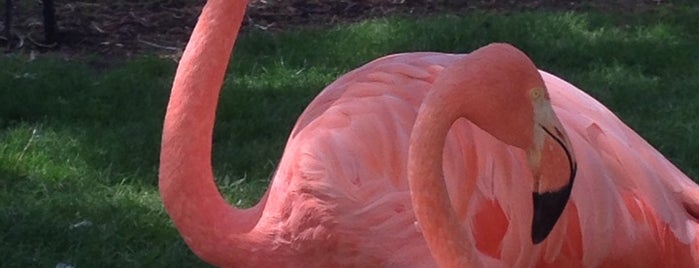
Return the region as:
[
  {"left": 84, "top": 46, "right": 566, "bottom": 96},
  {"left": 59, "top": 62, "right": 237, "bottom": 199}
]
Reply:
[
  {"left": 408, "top": 80, "right": 484, "bottom": 268},
  {"left": 159, "top": 0, "right": 265, "bottom": 265},
  {"left": 407, "top": 49, "right": 529, "bottom": 267}
]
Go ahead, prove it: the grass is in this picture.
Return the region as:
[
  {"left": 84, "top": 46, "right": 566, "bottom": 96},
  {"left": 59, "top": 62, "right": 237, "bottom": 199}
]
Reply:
[{"left": 2, "top": 6, "right": 699, "bottom": 267}]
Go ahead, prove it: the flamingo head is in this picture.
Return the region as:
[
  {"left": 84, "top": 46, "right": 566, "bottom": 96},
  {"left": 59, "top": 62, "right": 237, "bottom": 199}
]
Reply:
[{"left": 433, "top": 43, "right": 579, "bottom": 245}]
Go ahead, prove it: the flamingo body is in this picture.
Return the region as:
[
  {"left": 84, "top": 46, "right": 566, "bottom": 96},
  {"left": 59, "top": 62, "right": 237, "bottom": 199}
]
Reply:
[
  {"left": 159, "top": 1, "right": 699, "bottom": 267},
  {"left": 258, "top": 53, "right": 699, "bottom": 267}
]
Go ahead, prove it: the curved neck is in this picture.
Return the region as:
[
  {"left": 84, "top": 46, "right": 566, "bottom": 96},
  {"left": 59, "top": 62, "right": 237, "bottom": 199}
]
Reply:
[
  {"left": 408, "top": 81, "right": 484, "bottom": 268},
  {"left": 159, "top": 0, "right": 264, "bottom": 265},
  {"left": 408, "top": 45, "right": 543, "bottom": 267}
]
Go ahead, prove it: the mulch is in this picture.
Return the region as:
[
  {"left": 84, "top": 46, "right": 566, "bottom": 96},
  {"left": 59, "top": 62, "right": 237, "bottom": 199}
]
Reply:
[{"left": 0, "top": 0, "right": 675, "bottom": 58}]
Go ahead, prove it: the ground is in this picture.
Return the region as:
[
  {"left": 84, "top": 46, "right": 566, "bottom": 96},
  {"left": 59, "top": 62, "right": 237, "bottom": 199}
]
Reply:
[{"left": 0, "top": 0, "right": 677, "bottom": 57}]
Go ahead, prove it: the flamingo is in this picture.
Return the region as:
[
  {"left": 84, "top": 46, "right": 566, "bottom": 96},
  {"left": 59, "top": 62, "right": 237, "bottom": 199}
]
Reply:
[{"left": 159, "top": 0, "right": 699, "bottom": 267}]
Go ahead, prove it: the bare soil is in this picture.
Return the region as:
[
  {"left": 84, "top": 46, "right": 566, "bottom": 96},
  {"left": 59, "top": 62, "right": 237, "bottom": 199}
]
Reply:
[{"left": 0, "top": 0, "right": 678, "bottom": 57}]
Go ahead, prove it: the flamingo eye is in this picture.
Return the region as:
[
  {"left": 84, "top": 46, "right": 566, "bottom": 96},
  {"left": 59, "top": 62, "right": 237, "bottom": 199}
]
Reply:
[{"left": 530, "top": 88, "right": 543, "bottom": 100}]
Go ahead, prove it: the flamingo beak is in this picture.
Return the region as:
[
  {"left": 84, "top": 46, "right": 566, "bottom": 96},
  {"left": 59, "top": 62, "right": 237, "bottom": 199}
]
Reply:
[{"left": 527, "top": 106, "right": 577, "bottom": 244}]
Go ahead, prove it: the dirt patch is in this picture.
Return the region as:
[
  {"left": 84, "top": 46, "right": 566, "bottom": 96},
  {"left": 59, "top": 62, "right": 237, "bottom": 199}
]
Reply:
[{"left": 0, "top": 0, "right": 678, "bottom": 58}]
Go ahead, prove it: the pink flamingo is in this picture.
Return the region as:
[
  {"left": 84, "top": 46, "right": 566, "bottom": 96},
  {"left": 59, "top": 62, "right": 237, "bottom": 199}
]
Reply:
[{"left": 159, "top": 0, "right": 699, "bottom": 267}]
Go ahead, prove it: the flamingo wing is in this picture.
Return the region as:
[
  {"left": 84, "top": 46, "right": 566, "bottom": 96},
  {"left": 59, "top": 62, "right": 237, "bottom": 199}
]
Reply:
[{"left": 258, "top": 52, "right": 463, "bottom": 267}]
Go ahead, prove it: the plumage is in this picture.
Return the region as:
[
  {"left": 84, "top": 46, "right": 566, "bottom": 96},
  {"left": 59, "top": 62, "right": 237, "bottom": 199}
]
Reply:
[{"left": 159, "top": 0, "right": 699, "bottom": 267}]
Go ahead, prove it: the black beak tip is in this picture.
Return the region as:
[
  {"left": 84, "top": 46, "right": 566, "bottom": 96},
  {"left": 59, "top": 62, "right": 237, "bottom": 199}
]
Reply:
[
  {"left": 533, "top": 125, "right": 577, "bottom": 244},
  {"left": 530, "top": 183, "right": 573, "bottom": 244},
  {"left": 531, "top": 222, "right": 549, "bottom": 244}
]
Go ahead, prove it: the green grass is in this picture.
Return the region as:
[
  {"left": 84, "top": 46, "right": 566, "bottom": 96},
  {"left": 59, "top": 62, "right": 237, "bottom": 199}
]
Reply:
[{"left": 2, "top": 6, "right": 699, "bottom": 267}]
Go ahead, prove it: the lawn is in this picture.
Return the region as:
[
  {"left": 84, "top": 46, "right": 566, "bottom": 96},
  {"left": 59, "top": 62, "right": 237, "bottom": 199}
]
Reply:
[{"left": 1, "top": 6, "right": 698, "bottom": 267}]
